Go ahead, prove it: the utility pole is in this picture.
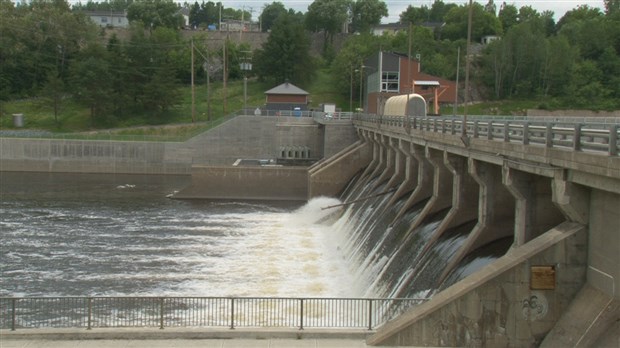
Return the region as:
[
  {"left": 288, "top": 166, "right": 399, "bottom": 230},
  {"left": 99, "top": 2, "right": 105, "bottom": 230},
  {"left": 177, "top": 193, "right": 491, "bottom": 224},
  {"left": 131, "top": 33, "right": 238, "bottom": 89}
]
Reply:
[
  {"left": 454, "top": 47, "right": 460, "bottom": 116},
  {"left": 191, "top": 38, "right": 195, "bottom": 123},
  {"left": 223, "top": 35, "right": 228, "bottom": 114},
  {"left": 463, "top": 0, "right": 473, "bottom": 140}
]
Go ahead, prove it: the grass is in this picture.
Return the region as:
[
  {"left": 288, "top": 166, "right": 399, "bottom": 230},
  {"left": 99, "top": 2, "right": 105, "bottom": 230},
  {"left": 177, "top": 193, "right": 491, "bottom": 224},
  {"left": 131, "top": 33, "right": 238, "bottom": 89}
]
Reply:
[{"left": 0, "top": 69, "right": 566, "bottom": 138}]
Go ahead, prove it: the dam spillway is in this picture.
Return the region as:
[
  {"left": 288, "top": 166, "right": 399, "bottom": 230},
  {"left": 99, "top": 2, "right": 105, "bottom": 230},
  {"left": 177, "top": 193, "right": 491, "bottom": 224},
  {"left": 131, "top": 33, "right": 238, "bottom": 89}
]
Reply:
[{"left": 1, "top": 113, "right": 619, "bottom": 346}]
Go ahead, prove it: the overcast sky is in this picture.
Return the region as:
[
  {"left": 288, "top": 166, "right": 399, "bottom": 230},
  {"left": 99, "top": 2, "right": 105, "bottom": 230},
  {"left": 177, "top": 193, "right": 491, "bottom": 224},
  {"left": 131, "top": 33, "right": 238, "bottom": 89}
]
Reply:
[{"left": 218, "top": 0, "right": 606, "bottom": 23}]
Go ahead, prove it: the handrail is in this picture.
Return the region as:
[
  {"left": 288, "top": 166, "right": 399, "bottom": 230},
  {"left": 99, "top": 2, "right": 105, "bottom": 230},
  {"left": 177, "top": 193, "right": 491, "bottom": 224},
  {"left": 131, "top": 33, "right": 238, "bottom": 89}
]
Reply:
[
  {"left": 0, "top": 296, "right": 427, "bottom": 331},
  {"left": 354, "top": 114, "right": 620, "bottom": 156}
]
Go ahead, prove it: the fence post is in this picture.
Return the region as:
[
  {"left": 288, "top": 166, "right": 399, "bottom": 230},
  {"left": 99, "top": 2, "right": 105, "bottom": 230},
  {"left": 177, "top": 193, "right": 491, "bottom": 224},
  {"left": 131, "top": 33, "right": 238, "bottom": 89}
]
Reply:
[
  {"left": 487, "top": 120, "right": 493, "bottom": 140},
  {"left": 522, "top": 122, "right": 530, "bottom": 145},
  {"left": 573, "top": 123, "right": 582, "bottom": 151},
  {"left": 451, "top": 119, "right": 456, "bottom": 135},
  {"left": 299, "top": 299, "right": 304, "bottom": 330},
  {"left": 159, "top": 298, "right": 164, "bottom": 330},
  {"left": 87, "top": 297, "right": 92, "bottom": 330},
  {"left": 230, "top": 298, "right": 235, "bottom": 329},
  {"left": 545, "top": 123, "right": 554, "bottom": 148},
  {"left": 503, "top": 122, "right": 510, "bottom": 142},
  {"left": 609, "top": 124, "right": 618, "bottom": 156},
  {"left": 367, "top": 299, "right": 373, "bottom": 330},
  {"left": 11, "top": 298, "right": 16, "bottom": 331},
  {"left": 473, "top": 120, "right": 479, "bottom": 138}
]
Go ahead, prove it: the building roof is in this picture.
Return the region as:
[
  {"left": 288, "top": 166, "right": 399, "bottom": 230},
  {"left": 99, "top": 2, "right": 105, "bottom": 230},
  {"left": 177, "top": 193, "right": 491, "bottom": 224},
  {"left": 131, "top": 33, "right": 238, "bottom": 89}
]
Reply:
[
  {"left": 265, "top": 82, "right": 309, "bottom": 96},
  {"left": 414, "top": 81, "right": 440, "bottom": 86}
]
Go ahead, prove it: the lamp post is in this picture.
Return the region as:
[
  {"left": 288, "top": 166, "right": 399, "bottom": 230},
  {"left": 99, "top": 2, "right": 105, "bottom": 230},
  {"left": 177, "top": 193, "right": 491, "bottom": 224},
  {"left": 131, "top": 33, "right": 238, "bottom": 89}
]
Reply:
[{"left": 359, "top": 65, "right": 375, "bottom": 112}]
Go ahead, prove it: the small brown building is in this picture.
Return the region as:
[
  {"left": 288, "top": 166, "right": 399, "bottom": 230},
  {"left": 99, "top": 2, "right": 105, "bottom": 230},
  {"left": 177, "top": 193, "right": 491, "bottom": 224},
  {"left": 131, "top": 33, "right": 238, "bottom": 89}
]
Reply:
[{"left": 264, "top": 82, "right": 310, "bottom": 111}]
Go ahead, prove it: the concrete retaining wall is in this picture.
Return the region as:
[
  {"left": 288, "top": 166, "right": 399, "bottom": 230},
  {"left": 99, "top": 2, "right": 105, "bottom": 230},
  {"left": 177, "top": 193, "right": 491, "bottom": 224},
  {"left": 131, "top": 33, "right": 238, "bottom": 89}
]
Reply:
[
  {"left": 368, "top": 222, "right": 588, "bottom": 347},
  {"left": 174, "top": 165, "right": 308, "bottom": 201}
]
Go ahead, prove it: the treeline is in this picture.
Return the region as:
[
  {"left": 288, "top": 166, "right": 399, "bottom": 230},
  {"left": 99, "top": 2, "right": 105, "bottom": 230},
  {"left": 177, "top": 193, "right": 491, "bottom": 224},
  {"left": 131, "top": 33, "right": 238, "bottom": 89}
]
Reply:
[
  {"left": 331, "top": 0, "right": 620, "bottom": 110},
  {"left": 1, "top": 0, "right": 619, "bottom": 129},
  {"left": 0, "top": 0, "right": 251, "bottom": 125}
]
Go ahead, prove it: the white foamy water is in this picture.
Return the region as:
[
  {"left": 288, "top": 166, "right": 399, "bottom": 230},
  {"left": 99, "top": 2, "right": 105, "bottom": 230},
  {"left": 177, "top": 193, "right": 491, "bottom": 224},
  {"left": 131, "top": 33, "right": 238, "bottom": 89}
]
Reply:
[{"left": 0, "top": 173, "right": 356, "bottom": 298}]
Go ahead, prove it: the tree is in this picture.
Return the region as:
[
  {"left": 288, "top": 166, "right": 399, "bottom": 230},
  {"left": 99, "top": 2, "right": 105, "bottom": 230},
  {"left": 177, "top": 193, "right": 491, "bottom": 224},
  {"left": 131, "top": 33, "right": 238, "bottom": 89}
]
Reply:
[
  {"left": 70, "top": 45, "right": 113, "bottom": 125},
  {"left": 126, "top": 0, "right": 183, "bottom": 30},
  {"left": 498, "top": 3, "right": 518, "bottom": 32},
  {"left": 255, "top": 12, "right": 314, "bottom": 86},
  {"left": 605, "top": 0, "right": 620, "bottom": 15},
  {"left": 350, "top": 0, "right": 388, "bottom": 34},
  {"left": 441, "top": 2, "right": 502, "bottom": 41},
  {"left": 41, "top": 71, "right": 66, "bottom": 125},
  {"left": 400, "top": 0, "right": 457, "bottom": 25},
  {"left": 259, "top": 2, "right": 287, "bottom": 32},
  {"left": 329, "top": 33, "right": 388, "bottom": 101},
  {"left": 305, "top": 0, "right": 350, "bottom": 51}
]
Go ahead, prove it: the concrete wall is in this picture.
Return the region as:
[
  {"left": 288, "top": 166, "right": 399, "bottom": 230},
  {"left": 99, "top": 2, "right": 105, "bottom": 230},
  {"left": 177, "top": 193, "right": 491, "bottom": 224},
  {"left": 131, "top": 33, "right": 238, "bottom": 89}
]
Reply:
[
  {"left": 368, "top": 222, "right": 587, "bottom": 347},
  {"left": 0, "top": 138, "right": 191, "bottom": 174},
  {"left": 0, "top": 116, "right": 358, "bottom": 175},
  {"left": 174, "top": 165, "right": 308, "bottom": 201}
]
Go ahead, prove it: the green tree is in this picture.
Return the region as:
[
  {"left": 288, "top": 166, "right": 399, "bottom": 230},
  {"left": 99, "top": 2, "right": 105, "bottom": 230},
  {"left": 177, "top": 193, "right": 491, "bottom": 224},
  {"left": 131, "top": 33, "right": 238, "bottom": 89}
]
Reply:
[
  {"left": 441, "top": 2, "right": 502, "bottom": 41},
  {"left": 127, "top": 0, "right": 183, "bottom": 30},
  {"left": 350, "top": 0, "right": 388, "bottom": 34},
  {"left": 41, "top": 70, "right": 66, "bottom": 125},
  {"left": 498, "top": 3, "right": 518, "bottom": 32},
  {"left": 70, "top": 45, "right": 113, "bottom": 125},
  {"left": 400, "top": 0, "right": 457, "bottom": 25},
  {"left": 329, "top": 33, "right": 388, "bottom": 101},
  {"left": 305, "top": 0, "right": 350, "bottom": 52},
  {"left": 605, "top": 0, "right": 620, "bottom": 15},
  {"left": 259, "top": 2, "right": 287, "bottom": 32},
  {"left": 255, "top": 12, "right": 314, "bottom": 86}
]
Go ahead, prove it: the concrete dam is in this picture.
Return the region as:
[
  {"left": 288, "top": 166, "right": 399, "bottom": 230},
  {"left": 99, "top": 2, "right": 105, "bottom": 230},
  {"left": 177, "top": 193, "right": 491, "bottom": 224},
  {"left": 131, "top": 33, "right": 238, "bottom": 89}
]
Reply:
[{"left": 1, "top": 113, "right": 619, "bottom": 346}]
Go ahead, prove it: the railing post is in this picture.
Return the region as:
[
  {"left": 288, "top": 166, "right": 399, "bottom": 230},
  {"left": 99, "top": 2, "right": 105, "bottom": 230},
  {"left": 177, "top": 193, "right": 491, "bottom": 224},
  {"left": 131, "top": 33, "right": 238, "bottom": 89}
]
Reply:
[
  {"left": 412, "top": 116, "right": 416, "bottom": 130},
  {"left": 87, "top": 297, "right": 92, "bottom": 330},
  {"left": 609, "top": 124, "right": 618, "bottom": 156},
  {"left": 522, "top": 122, "right": 530, "bottom": 145},
  {"left": 574, "top": 123, "right": 582, "bottom": 151},
  {"left": 159, "top": 297, "right": 165, "bottom": 330},
  {"left": 487, "top": 120, "right": 493, "bottom": 140},
  {"left": 367, "top": 299, "right": 373, "bottom": 330},
  {"left": 299, "top": 299, "right": 304, "bottom": 330},
  {"left": 473, "top": 120, "right": 479, "bottom": 138},
  {"left": 545, "top": 123, "right": 554, "bottom": 148},
  {"left": 230, "top": 298, "right": 235, "bottom": 329},
  {"left": 11, "top": 298, "right": 16, "bottom": 331},
  {"left": 503, "top": 122, "right": 510, "bottom": 142},
  {"left": 451, "top": 119, "right": 456, "bottom": 135}
]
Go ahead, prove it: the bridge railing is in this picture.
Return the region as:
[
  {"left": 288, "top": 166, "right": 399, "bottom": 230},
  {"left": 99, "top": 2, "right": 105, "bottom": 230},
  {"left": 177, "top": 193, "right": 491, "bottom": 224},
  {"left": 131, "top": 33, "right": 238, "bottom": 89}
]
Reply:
[
  {"left": 355, "top": 114, "right": 619, "bottom": 156},
  {"left": 0, "top": 296, "right": 426, "bottom": 331}
]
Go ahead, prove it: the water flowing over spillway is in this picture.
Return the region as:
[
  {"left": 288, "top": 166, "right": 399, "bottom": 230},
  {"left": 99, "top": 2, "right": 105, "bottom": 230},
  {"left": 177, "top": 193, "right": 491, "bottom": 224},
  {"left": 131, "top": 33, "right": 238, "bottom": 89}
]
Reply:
[
  {"left": 1, "top": 172, "right": 510, "bottom": 300},
  {"left": 326, "top": 170, "right": 512, "bottom": 300}
]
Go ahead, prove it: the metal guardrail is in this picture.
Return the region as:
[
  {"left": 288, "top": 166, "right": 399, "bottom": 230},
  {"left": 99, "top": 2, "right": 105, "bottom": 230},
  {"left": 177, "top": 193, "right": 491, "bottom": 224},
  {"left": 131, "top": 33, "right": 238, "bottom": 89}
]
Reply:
[
  {"left": 0, "top": 297, "right": 427, "bottom": 331},
  {"left": 355, "top": 114, "right": 620, "bottom": 156}
]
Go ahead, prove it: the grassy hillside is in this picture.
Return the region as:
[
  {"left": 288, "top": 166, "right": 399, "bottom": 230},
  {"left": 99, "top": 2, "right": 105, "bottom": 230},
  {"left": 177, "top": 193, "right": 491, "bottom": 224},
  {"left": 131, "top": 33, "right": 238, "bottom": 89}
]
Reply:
[{"left": 0, "top": 68, "right": 561, "bottom": 138}]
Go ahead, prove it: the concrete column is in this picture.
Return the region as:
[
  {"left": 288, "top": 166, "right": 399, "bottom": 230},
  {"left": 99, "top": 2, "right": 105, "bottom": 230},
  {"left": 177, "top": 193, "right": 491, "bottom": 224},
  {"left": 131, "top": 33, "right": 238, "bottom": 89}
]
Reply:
[
  {"left": 503, "top": 165, "right": 564, "bottom": 246},
  {"left": 392, "top": 143, "right": 433, "bottom": 225},
  {"left": 384, "top": 139, "right": 415, "bottom": 210},
  {"left": 457, "top": 160, "right": 515, "bottom": 258},
  {"left": 385, "top": 137, "right": 406, "bottom": 190},
  {"left": 372, "top": 135, "right": 396, "bottom": 189},
  {"left": 552, "top": 178, "right": 590, "bottom": 225}
]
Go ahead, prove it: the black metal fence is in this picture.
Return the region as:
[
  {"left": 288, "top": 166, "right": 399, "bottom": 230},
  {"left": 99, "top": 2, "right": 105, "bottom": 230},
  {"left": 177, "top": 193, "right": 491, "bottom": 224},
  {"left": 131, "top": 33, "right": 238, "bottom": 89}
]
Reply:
[{"left": 0, "top": 297, "right": 427, "bottom": 331}]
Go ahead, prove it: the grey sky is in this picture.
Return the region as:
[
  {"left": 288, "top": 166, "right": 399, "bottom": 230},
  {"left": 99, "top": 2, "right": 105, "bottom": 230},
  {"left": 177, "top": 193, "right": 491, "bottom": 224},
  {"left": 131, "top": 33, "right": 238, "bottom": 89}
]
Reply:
[{"left": 218, "top": 0, "right": 606, "bottom": 23}]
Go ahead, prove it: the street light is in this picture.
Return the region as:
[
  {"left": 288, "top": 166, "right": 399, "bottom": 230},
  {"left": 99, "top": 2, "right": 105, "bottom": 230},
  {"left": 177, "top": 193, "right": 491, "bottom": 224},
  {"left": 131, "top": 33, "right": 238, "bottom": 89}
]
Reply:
[{"left": 359, "top": 65, "right": 375, "bottom": 112}]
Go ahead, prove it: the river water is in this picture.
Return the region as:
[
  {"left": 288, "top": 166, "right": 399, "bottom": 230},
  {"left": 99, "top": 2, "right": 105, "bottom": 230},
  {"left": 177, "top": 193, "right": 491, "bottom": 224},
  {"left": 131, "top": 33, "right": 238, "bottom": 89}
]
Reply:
[{"left": 0, "top": 172, "right": 355, "bottom": 298}]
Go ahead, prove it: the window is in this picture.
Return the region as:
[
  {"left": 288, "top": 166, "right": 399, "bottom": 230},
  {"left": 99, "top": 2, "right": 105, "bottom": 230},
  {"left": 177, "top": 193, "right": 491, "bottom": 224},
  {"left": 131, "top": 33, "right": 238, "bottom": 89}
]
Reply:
[
  {"left": 381, "top": 72, "right": 399, "bottom": 92},
  {"left": 101, "top": 17, "right": 108, "bottom": 23}
]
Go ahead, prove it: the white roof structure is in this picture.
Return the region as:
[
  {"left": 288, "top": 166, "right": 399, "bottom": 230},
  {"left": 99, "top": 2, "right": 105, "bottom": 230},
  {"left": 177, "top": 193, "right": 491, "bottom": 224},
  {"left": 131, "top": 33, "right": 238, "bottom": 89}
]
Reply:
[{"left": 383, "top": 94, "right": 427, "bottom": 117}]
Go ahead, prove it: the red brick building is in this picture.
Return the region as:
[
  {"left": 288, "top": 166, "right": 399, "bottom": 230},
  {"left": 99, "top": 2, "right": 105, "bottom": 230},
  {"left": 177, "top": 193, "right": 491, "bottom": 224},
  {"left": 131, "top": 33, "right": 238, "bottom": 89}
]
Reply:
[{"left": 362, "top": 51, "right": 457, "bottom": 115}]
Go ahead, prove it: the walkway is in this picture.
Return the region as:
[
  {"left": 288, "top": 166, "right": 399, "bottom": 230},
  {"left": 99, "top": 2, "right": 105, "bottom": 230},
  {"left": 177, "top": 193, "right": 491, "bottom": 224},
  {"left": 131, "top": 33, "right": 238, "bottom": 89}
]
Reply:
[{"left": 0, "top": 328, "right": 413, "bottom": 348}]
